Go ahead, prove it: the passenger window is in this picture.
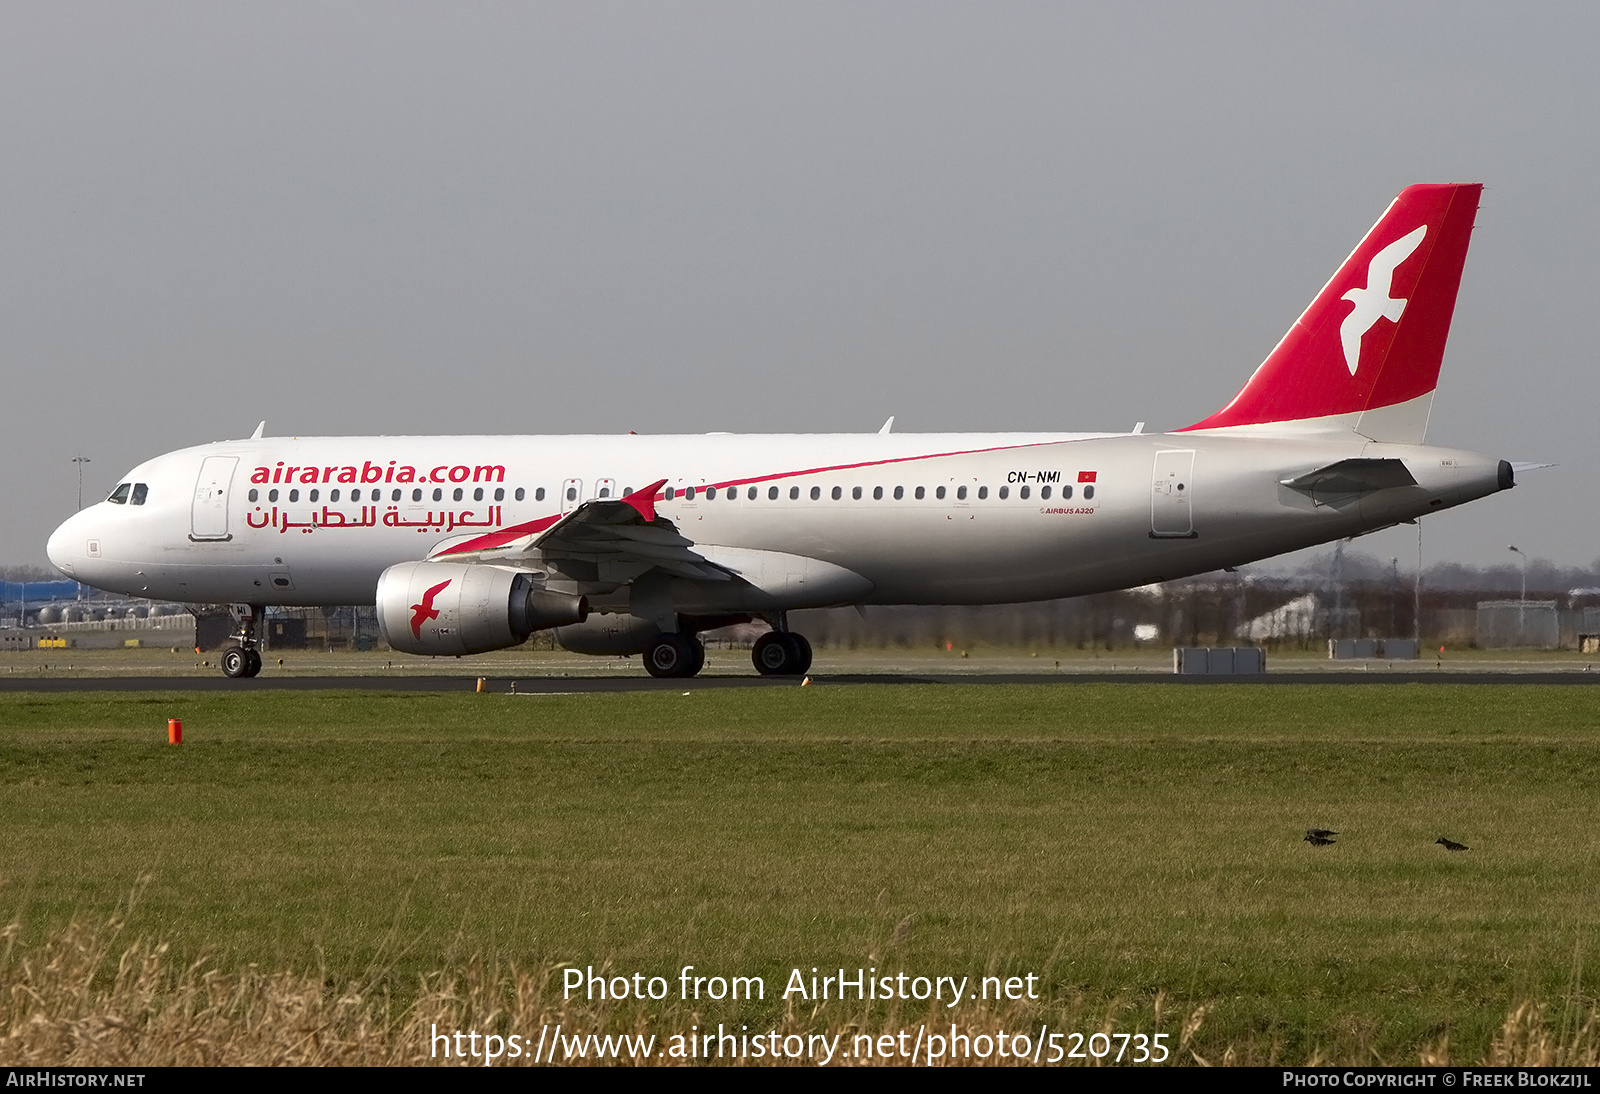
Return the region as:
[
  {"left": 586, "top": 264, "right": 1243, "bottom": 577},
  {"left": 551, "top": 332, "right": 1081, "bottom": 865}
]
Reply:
[
  {"left": 516, "top": 488, "right": 526, "bottom": 502},
  {"left": 729, "top": 487, "right": 737, "bottom": 501},
  {"left": 531, "top": 487, "right": 541, "bottom": 501},
  {"left": 937, "top": 486, "right": 947, "bottom": 500},
  {"left": 706, "top": 487, "right": 717, "bottom": 500},
  {"left": 666, "top": 487, "right": 676, "bottom": 500},
  {"left": 599, "top": 486, "right": 611, "bottom": 498},
  {"left": 852, "top": 486, "right": 862, "bottom": 500},
  {"left": 309, "top": 488, "right": 319, "bottom": 503},
  {"left": 956, "top": 486, "right": 966, "bottom": 500},
  {"left": 289, "top": 489, "right": 300, "bottom": 503},
  {"left": 566, "top": 486, "right": 577, "bottom": 502},
  {"left": 412, "top": 489, "right": 422, "bottom": 502},
  {"left": 686, "top": 487, "right": 696, "bottom": 500},
  {"left": 248, "top": 488, "right": 259, "bottom": 503},
  {"left": 109, "top": 483, "right": 131, "bottom": 504},
  {"left": 331, "top": 489, "right": 341, "bottom": 502},
  {"left": 791, "top": 486, "right": 800, "bottom": 500},
  {"left": 1063, "top": 485, "right": 1074, "bottom": 499},
  {"left": 874, "top": 486, "right": 884, "bottom": 500},
  {"left": 998, "top": 486, "right": 1009, "bottom": 499},
  {"left": 893, "top": 486, "right": 902, "bottom": 500},
  {"left": 979, "top": 486, "right": 989, "bottom": 500},
  {"left": 433, "top": 488, "right": 443, "bottom": 502},
  {"left": 1084, "top": 485, "right": 1096, "bottom": 500},
  {"left": 494, "top": 488, "right": 504, "bottom": 501},
  {"left": 269, "top": 489, "right": 279, "bottom": 502},
  {"left": 832, "top": 486, "right": 842, "bottom": 500},
  {"left": 810, "top": 486, "right": 821, "bottom": 500},
  {"left": 768, "top": 486, "right": 779, "bottom": 500},
  {"left": 392, "top": 489, "right": 402, "bottom": 502},
  {"left": 1021, "top": 485, "right": 1030, "bottom": 499},
  {"left": 915, "top": 486, "right": 925, "bottom": 500},
  {"left": 453, "top": 488, "right": 464, "bottom": 502},
  {"left": 131, "top": 483, "right": 148, "bottom": 505},
  {"left": 1040, "top": 485, "right": 1051, "bottom": 500},
  {"left": 748, "top": 486, "right": 757, "bottom": 500}
]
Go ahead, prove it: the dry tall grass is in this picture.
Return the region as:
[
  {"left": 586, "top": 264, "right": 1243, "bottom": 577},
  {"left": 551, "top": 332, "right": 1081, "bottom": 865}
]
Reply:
[{"left": 3, "top": 909, "right": 1595, "bottom": 1066}]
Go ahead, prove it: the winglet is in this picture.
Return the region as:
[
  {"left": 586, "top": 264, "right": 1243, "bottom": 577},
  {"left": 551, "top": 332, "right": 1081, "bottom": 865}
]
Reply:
[
  {"left": 250, "top": 421, "right": 266, "bottom": 440},
  {"left": 622, "top": 479, "right": 669, "bottom": 523},
  {"left": 879, "top": 416, "right": 894, "bottom": 434}
]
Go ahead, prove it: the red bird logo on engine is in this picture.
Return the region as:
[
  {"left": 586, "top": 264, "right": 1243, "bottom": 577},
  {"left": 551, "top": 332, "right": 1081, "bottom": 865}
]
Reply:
[{"left": 411, "top": 580, "right": 451, "bottom": 639}]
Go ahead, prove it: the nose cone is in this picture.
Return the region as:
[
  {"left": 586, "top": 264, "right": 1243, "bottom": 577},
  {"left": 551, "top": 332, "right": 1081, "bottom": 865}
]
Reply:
[{"left": 46, "top": 512, "right": 85, "bottom": 577}]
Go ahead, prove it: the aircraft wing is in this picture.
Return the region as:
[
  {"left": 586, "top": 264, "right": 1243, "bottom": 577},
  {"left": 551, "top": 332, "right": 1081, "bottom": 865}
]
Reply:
[{"left": 430, "top": 479, "right": 731, "bottom": 586}]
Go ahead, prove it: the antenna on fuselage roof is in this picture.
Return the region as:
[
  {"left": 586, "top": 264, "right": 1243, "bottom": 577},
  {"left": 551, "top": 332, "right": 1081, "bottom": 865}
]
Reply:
[
  {"left": 250, "top": 421, "right": 266, "bottom": 440},
  {"left": 1132, "top": 422, "right": 1145, "bottom": 434},
  {"left": 878, "top": 416, "right": 895, "bottom": 434}
]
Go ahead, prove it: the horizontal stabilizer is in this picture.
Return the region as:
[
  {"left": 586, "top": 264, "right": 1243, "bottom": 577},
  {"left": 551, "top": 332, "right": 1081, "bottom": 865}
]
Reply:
[{"left": 1282, "top": 458, "right": 1417, "bottom": 496}]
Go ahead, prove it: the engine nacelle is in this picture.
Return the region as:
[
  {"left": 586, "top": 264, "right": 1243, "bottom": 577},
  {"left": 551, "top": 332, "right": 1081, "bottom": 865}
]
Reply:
[
  {"left": 555, "top": 613, "right": 662, "bottom": 656},
  {"left": 376, "top": 561, "right": 587, "bottom": 656}
]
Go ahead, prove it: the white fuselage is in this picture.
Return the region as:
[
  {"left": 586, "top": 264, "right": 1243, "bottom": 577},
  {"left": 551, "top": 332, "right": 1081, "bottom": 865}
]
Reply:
[{"left": 47, "top": 430, "right": 1508, "bottom": 613}]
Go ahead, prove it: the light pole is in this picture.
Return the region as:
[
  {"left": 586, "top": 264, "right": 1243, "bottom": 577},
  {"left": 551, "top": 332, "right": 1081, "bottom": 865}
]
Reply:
[
  {"left": 71, "top": 455, "right": 91, "bottom": 511},
  {"left": 1508, "top": 544, "right": 1528, "bottom": 641},
  {"left": 1414, "top": 523, "right": 1423, "bottom": 645},
  {"left": 1390, "top": 557, "right": 1399, "bottom": 636}
]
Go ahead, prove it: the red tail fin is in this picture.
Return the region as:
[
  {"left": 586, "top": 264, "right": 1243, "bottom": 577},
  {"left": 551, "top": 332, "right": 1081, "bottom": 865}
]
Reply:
[{"left": 1179, "top": 183, "right": 1481, "bottom": 441}]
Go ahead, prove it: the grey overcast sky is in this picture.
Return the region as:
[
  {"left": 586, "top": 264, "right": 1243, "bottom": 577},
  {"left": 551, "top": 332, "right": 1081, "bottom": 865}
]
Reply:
[{"left": 2, "top": 2, "right": 1595, "bottom": 571}]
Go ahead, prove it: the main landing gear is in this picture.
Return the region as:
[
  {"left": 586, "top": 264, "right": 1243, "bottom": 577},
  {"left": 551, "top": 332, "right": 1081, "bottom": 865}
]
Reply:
[
  {"left": 641, "top": 627, "right": 814, "bottom": 679},
  {"left": 218, "top": 604, "right": 265, "bottom": 679},
  {"left": 644, "top": 632, "right": 705, "bottom": 679},
  {"left": 751, "top": 631, "right": 812, "bottom": 677}
]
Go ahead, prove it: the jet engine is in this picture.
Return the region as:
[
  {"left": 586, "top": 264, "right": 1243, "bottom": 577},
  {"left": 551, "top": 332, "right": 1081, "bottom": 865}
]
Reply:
[{"left": 375, "top": 560, "right": 587, "bottom": 656}]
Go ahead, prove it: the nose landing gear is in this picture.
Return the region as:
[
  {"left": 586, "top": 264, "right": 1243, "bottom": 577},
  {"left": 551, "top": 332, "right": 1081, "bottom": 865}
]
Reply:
[{"left": 218, "top": 605, "right": 265, "bottom": 678}]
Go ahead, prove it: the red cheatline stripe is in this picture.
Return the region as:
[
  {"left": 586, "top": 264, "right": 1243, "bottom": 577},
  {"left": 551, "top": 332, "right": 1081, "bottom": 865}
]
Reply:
[
  {"left": 688, "top": 440, "right": 1061, "bottom": 494},
  {"left": 437, "top": 439, "right": 1065, "bottom": 556}
]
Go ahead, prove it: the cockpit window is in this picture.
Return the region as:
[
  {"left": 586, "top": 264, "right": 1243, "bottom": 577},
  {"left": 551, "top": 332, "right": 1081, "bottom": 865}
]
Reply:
[
  {"left": 108, "top": 483, "right": 131, "bottom": 505},
  {"left": 130, "top": 483, "right": 149, "bottom": 505}
]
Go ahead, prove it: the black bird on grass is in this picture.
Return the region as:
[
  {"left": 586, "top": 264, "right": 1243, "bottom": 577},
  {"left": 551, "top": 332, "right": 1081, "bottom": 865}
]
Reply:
[
  {"left": 1304, "top": 829, "right": 1338, "bottom": 846},
  {"left": 1436, "top": 837, "right": 1469, "bottom": 852}
]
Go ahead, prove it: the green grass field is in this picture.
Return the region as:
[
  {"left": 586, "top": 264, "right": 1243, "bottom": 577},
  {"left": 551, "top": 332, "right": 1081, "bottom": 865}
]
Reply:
[{"left": 2, "top": 682, "right": 1599, "bottom": 1064}]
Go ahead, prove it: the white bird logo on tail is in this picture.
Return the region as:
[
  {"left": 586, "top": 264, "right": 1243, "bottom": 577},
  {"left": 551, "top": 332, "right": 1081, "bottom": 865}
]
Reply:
[{"left": 1339, "top": 224, "right": 1426, "bottom": 375}]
